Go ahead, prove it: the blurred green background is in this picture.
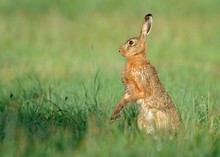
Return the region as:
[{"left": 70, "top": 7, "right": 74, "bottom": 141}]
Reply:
[{"left": 0, "top": 0, "right": 220, "bottom": 156}]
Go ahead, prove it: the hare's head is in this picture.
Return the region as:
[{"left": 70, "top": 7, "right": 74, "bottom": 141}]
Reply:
[{"left": 119, "top": 14, "right": 153, "bottom": 57}]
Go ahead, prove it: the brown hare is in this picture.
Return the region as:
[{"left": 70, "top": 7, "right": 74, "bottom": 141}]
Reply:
[{"left": 110, "top": 13, "right": 180, "bottom": 134}]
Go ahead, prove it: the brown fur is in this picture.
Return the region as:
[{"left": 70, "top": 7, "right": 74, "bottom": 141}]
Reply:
[{"left": 110, "top": 14, "right": 180, "bottom": 133}]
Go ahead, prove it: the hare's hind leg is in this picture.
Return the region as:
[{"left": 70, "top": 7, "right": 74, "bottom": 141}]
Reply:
[
  {"left": 155, "top": 110, "right": 180, "bottom": 131},
  {"left": 138, "top": 110, "right": 172, "bottom": 133},
  {"left": 155, "top": 111, "right": 170, "bottom": 130}
]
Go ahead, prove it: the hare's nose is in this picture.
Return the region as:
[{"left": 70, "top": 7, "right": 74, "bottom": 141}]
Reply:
[{"left": 119, "top": 48, "right": 122, "bottom": 52}]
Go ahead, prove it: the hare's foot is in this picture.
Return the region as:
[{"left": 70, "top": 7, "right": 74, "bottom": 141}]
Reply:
[
  {"left": 109, "top": 113, "right": 120, "bottom": 124},
  {"left": 109, "top": 109, "right": 121, "bottom": 124},
  {"left": 109, "top": 117, "right": 117, "bottom": 124}
]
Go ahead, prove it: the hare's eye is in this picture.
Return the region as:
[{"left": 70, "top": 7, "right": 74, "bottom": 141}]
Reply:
[{"left": 128, "top": 40, "right": 135, "bottom": 46}]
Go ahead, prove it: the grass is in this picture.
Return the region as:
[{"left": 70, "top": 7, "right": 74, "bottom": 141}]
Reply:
[{"left": 0, "top": 0, "right": 220, "bottom": 156}]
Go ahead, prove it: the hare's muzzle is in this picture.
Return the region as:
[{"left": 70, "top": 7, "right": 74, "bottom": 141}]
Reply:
[
  {"left": 118, "top": 47, "right": 126, "bottom": 56},
  {"left": 119, "top": 46, "right": 123, "bottom": 53}
]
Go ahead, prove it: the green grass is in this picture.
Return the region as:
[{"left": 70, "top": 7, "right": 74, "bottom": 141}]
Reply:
[{"left": 0, "top": 0, "right": 220, "bottom": 156}]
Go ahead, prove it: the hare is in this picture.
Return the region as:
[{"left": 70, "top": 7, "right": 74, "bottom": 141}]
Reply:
[{"left": 110, "top": 14, "right": 180, "bottom": 133}]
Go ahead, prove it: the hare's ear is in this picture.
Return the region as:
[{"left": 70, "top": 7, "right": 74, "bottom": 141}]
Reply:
[{"left": 140, "top": 13, "right": 153, "bottom": 39}]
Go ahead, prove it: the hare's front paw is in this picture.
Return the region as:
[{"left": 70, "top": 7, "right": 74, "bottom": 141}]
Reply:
[
  {"left": 109, "top": 110, "right": 121, "bottom": 124},
  {"left": 109, "top": 117, "right": 116, "bottom": 124}
]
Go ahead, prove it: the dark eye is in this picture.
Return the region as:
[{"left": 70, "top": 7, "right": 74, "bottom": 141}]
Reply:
[{"left": 128, "top": 40, "right": 134, "bottom": 46}]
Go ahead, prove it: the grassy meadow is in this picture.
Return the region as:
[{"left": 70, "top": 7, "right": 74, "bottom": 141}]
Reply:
[{"left": 0, "top": 0, "right": 220, "bottom": 156}]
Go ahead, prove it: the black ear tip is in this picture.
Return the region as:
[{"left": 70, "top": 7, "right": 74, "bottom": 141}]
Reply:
[{"left": 145, "top": 13, "right": 153, "bottom": 19}]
